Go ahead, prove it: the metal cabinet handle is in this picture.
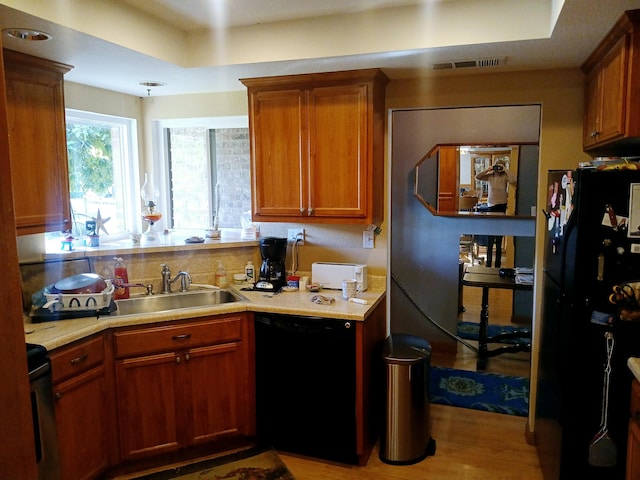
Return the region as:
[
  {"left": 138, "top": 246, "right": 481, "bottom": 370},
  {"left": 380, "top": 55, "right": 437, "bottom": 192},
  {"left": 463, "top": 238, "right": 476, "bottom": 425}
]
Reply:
[
  {"left": 172, "top": 334, "right": 191, "bottom": 341},
  {"left": 307, "top": 207, "right": 313, "bottom": 215},
  {"left": 55, "top": 392, "right": 62, "bottom": 400},
  {"left": 184, "top": 352, "right": 190, "bottom": 362},
  {"left": 70, "top": 353, "right": 89, "bottom": 365},
  {"left": 299, "top": 207, "right": 305, "bottom": 213},
  {"left": 175, "top": 354, "right": 181, "bottom": 364}
]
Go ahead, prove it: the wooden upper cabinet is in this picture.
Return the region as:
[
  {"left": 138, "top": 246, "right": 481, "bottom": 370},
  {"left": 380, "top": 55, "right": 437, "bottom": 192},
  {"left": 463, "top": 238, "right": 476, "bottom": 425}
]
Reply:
[
  {"left": 582, "top": 10, "right": 640, "bottom": 154},
  {"left": 241, "top": 69, "right": 388, "bottom": 224},
  {"left": 3, "top": 49, "right": 73, "bottom": 235}
]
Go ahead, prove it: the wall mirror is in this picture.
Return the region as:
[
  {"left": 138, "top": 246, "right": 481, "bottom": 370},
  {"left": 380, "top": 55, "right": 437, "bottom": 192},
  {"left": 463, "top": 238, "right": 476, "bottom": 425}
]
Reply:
[{"left": 414, "top": 143, "right": 538, "bottom": 217}]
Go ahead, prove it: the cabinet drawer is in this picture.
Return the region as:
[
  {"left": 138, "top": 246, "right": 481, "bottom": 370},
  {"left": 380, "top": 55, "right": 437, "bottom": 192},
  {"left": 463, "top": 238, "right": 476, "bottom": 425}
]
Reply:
[
  {"left": 113, "top": 315, "right": 244, "bottom": 358},
  {"left": 51, "top": 335, "right": 104, "bottom": 383},
  {"left": 631, "top": 380, "right": 640, "bottom": 424}
]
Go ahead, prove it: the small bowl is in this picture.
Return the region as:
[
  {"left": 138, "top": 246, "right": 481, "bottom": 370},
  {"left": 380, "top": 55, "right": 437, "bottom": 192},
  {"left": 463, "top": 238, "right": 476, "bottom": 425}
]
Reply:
[{"left": 306, "top": 283, "right": 321, "bottom": 292}]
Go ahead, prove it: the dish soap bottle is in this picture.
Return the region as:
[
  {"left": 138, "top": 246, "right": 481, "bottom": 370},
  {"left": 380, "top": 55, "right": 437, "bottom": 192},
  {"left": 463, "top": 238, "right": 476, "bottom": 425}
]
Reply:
[
  {"left": 215, "top": 262, "right": 228, "bottom": 288},
  {"left": 113, "top": 257, "right": 130, "bottom": 299},
  {"left": 245, "top": 260, "right": 255, "bottom": 285}
]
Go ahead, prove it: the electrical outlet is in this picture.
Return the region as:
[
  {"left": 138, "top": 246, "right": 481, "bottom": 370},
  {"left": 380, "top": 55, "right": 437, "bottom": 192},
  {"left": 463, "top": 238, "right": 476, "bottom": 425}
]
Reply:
[
  {"left": 363, "top": 230, "right": 374, "bottom": 249},
  {"left": 287, "top": 228, "right": 305, "bottom": 245}
]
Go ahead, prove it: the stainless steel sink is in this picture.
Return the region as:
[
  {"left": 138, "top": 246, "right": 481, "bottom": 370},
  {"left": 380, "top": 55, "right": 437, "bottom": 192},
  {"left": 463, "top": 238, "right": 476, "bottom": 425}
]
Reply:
[{"left": 114, "top": 289, "right": 241, "bottom": 315}]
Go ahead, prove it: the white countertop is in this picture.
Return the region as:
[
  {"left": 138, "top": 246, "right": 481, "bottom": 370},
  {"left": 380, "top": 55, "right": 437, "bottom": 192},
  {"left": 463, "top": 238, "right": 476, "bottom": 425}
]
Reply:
[{"left": 24, "top": 286, "right": 386, "bottom": 351}]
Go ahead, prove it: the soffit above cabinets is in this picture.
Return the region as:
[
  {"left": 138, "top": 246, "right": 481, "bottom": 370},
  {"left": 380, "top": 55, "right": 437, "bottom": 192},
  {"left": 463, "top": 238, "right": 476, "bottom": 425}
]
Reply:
[{"left": 0, "top": 0, "right": 637, "bottom": 96}]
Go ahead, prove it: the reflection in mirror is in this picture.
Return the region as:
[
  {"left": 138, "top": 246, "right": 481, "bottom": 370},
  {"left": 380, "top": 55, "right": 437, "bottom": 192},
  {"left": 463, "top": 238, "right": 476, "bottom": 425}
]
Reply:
[
  {"left": 458, "top": 233, "right": 534, "bottom": 376},
  {"left": 414, "top": 144, "right": 537, "bottom": 217}
]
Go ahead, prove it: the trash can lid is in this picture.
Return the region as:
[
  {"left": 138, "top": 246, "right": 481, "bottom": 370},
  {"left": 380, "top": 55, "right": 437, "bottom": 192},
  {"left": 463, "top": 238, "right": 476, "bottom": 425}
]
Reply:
[{"left": 382, "top": 333, "right": 431, "bottom": 362}]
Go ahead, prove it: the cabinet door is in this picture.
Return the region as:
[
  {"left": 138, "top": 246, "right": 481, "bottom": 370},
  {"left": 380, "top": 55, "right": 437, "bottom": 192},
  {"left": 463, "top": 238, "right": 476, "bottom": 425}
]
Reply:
[
  {"left": 116, "top": 352, "right": 181, "bottom": 460},
  {"left": 3, "top": 51, "right": 72, "bottom": 234},
  {"left": 583, "top": 68, "right": 601, "bottom": 148},
  {"left": 597, "top": 33, "right": 629, "bottom": 143},
  {"left": 437, "top": 146, "right": 458, "bottom": 212},
  {"left": 182, "top": 342, "right": 249, "bottom": 445},
  {"left": 583, "top": 33, "right": 629, "bottom": 148},
  {"left": 54, "top": 366, "right": 109, "bottom": 480},
  {"left": 250, "top": 88, "right": 308, "bottom": 218},
  {"left": 309, "top": 85, "right": 368, "bottom": 219}
]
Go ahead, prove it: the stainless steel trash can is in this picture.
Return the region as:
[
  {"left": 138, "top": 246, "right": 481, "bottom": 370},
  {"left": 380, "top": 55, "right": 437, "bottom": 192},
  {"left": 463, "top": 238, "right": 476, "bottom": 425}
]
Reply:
[{"left": 380, "top": 333, "right": 435, "bottom": 465}]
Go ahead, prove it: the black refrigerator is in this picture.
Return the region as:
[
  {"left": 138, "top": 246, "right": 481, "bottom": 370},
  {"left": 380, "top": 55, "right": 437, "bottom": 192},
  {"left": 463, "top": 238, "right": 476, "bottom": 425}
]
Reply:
[{"left": 536, "top": 167, "right": 640, "bottom": 479}]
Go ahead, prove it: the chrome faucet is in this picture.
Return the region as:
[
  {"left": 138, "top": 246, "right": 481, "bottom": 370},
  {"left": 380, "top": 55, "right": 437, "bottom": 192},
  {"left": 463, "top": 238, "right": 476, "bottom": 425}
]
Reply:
[
  {"left": 160, "top": 264, "right": 191, "bottom": 293},
  {"left": 171, "top": 271, "right": 192, "bottom": 292}
]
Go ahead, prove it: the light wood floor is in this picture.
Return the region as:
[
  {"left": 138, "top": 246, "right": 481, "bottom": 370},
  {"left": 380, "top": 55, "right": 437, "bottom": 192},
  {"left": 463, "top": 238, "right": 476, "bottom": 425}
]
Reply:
[{"left": 280, "top": 404, "right": 542, "bottom": 479}]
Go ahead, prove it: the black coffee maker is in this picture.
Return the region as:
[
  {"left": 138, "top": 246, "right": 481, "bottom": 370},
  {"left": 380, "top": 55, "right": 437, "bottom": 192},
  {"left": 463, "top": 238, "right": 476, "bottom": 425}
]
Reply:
[{"left": 255, "top": 237, "right": 287, "bottom": 291}]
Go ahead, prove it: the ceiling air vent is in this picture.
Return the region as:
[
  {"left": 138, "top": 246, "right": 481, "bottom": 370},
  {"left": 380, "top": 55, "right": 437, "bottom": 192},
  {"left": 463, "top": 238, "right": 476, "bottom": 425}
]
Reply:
[{"left": 433, "top": 57, "right": 505, "bottom": 70}]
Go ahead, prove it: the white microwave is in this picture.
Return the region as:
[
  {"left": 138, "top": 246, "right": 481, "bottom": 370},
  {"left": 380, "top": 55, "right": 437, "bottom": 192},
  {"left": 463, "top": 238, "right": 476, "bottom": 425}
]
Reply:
[{"left": 311, "top": 262, "right": 367, "bottom": 291}]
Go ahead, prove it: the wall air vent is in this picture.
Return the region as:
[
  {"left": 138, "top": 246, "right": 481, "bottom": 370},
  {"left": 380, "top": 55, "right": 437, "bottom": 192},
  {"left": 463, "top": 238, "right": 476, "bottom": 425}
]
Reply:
[{"left": 433, "top": 57, "right": 505, "bottom": 70}]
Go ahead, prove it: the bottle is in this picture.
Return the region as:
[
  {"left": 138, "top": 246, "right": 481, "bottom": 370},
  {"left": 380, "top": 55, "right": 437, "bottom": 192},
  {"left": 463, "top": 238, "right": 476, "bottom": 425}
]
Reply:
[
  {"left": 99, "top": 264, "right": 114, "bottom": 282},
  {"left": 215, "top": 262, "right": 228, "bottom": 288},
  {"left": 245, "top": 261, "right": 255, "bottom": 285},
  {"left": 99, "top": 264, "right": 114, "bottom": 293},
  {"left": 113, "top": 257, "right": 130, "bottom": 299}
]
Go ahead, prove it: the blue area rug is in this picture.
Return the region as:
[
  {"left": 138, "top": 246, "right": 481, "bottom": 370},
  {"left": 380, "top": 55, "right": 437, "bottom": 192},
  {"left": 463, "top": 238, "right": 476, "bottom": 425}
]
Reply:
[
  {"left": 429, "top": 366, "right": 529, "bottom": 417},
  {"left": 457, "top": 321, "right": 530, "bottom": 345}
]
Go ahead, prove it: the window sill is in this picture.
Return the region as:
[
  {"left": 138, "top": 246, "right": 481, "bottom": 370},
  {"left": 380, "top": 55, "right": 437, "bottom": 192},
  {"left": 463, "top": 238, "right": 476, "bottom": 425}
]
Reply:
[{"left": 44, "top": 229, "right": 260, "bottom": 260}]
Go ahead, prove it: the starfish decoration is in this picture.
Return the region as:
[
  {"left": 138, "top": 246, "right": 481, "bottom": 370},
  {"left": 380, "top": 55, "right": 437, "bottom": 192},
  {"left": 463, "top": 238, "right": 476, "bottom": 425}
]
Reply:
[{"left": 94, "top": 209, "right": 111, "bottom": 236}]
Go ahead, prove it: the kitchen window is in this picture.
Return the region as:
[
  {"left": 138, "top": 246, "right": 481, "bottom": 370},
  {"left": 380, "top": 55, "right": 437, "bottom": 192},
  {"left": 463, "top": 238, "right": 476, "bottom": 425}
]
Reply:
[
  {"left": 154, "top": 116, "right": 250, "bottom": 230},
  {"left": 62, "top": 109, "right": 140, "bottom": 242}
]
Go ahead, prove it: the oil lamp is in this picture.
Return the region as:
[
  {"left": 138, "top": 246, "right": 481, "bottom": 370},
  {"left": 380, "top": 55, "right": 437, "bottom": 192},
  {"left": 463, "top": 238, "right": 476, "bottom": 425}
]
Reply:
[{"left": 140, "top": 173, "right": 162, "bottom": 242}]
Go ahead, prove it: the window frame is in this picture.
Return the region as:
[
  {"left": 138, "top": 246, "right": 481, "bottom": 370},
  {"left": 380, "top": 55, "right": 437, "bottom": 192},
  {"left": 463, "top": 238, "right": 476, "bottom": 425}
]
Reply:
[{"left": 65, "top": 108, "right": 141, "bottom": 241}]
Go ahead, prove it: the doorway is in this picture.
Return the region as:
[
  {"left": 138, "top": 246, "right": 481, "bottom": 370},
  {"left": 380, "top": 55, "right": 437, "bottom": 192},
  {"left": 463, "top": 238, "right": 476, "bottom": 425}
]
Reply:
[{"left": 390, "top": 105, "right": 540, "bottom": 376}]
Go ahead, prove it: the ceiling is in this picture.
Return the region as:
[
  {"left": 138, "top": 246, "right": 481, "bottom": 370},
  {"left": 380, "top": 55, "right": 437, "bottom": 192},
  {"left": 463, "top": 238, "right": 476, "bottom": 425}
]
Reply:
[{"left": 0, "top": 0, "right": 639, "bottom": 97}]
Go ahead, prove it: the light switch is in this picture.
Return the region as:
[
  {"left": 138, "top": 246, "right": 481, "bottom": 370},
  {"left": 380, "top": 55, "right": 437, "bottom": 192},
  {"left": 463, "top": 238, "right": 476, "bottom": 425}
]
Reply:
[{"left": 363, "top": 230, "right": 374, "bottom": 249}]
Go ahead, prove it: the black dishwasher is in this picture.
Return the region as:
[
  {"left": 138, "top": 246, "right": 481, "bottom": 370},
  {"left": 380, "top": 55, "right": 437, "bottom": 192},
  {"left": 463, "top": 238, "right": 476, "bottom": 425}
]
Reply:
[{"left": 255, "top": 313, "right": 357, "bottom": 464}]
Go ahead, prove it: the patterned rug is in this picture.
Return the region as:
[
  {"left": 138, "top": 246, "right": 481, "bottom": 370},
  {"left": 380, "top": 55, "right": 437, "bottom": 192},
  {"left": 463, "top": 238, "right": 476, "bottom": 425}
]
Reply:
[
  {"left": 429, "top": 366, "right": 529, "bottom": 417},
  {"left": 132, "top": 446, "right": 295, "bottom": 480},
  {"left": 457, "top": 321, "right": 531, "bottom": 345}
]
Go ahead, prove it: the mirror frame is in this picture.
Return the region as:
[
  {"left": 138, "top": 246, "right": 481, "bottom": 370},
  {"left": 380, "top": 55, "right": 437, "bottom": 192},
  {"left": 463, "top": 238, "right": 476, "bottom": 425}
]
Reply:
[{"left": 414, "top": 143, "right": 537, "bottom": 218}]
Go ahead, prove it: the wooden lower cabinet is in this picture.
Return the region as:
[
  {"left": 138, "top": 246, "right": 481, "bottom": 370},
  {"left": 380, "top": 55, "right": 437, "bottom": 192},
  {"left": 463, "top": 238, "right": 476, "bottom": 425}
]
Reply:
[
  {"left": 51, "top": 335, "right": 112, "bottom": 480},
  {"left": 627, "top": 379, "right": 640, "bottom": 479},
  {"left": 113, "top": 313, "right": 255, "bottom": 462}
]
